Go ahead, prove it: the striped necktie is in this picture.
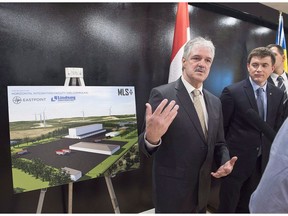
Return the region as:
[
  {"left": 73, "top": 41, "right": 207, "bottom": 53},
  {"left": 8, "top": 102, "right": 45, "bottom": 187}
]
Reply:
[{"left": 277, "top": 76, "right": 288, "bottom": 104}]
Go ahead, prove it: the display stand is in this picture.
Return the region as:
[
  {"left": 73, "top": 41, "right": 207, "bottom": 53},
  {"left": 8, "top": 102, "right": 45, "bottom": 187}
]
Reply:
[
  {"left": 36, "top": 188, "right": 47, "bottom": 213},
  {"left": 65, "top": 67, "right": 84, "bottom": 214},
  {"left": 36, "top": 67, "right": 120, "bottom": 213},
  {"left": 105, "top": 176, "right": 120, "bottom": 213}
]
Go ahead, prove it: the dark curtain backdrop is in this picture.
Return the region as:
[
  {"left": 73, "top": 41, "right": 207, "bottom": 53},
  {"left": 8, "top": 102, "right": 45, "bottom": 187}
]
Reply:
[{"left": 0, "top": 3, "right": 284, "bottom": 213}]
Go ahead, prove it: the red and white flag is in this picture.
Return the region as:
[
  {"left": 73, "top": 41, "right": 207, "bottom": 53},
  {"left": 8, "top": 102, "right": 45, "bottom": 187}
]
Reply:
[{"left": 168, "top": 2, "right": 190, "bottom": 83}]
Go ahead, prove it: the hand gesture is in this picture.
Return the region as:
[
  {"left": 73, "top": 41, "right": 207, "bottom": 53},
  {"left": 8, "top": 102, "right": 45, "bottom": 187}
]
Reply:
[
  {"left": 145, "top": 99, "right": 179, "bottom": 145},
  {"left": 211, "top": 156, "right": 238, "bottom": 178}
]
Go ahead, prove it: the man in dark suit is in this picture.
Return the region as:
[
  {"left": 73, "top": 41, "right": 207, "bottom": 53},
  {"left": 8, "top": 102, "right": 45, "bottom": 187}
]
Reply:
[
  {"left": 267, "top": 44, "right": 288, "bottom": 120},
  {"left": 218, "top": 47, "right": 285, "bottom": 213},
  {"left": 138, "top": 37, "right": 237, "bottom": 213}
]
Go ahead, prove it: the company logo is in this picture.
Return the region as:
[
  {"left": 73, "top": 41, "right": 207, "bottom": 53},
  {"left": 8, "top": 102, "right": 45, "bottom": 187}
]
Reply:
[
  {"left": 51, "top": 96, "right": 76, "bottom": 102},
  {"left": 12, "top": 96, "right": 46, "bottom": 104},
  {"left": 12, "top": 96, "right": 22, "bottom": 104},
  {"left": 117, "top": 88, "right": 133, "bottom": 96}
]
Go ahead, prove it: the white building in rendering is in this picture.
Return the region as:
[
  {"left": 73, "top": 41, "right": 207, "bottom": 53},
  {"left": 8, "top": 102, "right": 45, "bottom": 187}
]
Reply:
[
  {"left": 62, "top": 167, "right": 82, "bottom": 181},
  {"left": 69, "top": 142, "right": 120, "bottom": 155},
  {"left": 65, "top": 123, "right": 106, "bottom": 139}
]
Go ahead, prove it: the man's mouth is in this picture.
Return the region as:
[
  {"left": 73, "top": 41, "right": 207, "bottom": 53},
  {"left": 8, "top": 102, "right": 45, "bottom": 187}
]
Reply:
[{"left": 195, "top": 69, "right": 205, "bottom": 73}]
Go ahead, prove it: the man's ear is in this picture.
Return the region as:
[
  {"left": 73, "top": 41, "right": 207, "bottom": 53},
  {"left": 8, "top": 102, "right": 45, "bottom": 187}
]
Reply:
[
  {"left": 282, "top": 54, "right": 286, "bottom": 63},
  {"left": 271, "top": 64, "right": 276, "bottom": 73},
  {"left": 246, "top": 63, "right": 250, "bottom": 71},
  {"left": 182, "top": 57, "right": 186, "bottom": 64}
]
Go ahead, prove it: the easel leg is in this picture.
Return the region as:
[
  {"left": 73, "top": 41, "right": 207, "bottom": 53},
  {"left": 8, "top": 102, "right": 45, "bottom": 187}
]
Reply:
[
  {"left": 71, "top": 77, "right": 77, "bottom": 86},
  {"left": 64, "top": 68, "right": 84, "bottom": 214},
  {"left": 105, "top": 176, "right": 120, "bottom": 213},
  {"left": 36, "top": 188, "right": 47, "bottom": 213},
  {"left": 68, "top": 182, "right": 73, "bottom": 213}
]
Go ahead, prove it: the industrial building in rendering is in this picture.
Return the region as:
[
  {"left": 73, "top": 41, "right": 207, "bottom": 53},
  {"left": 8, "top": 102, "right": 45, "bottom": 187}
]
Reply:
[
  {"left": 61, "top": 167, "right": 82, "bottom": 181},
  {"left": 65, "top": 124, "right": 106, "bottom": 139},
  {"left": 69, "top": 142, "right": 120, "bottom": 155}
]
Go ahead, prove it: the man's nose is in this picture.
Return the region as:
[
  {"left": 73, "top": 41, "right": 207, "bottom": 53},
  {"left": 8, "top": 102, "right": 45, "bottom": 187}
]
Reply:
[
  {"left": 256, "top": 65, "right": 263, "bottom": 71},
  {"left": 198, "top": 59, "right": 205, "bottom": 67}
]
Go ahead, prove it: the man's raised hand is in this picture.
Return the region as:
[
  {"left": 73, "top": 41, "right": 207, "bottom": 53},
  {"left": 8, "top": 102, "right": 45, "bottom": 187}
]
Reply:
[{"left": 145, "top": 99, "right": 179, "bottom": 145}]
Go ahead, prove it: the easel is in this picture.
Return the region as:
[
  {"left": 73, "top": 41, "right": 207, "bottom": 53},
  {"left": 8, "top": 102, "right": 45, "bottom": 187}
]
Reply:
[
  {"left": 36, "top": 67, "right": 120, "bottom": 213},
  {"left": 64, "top": 67, "right": 85, "bottom": 87}
]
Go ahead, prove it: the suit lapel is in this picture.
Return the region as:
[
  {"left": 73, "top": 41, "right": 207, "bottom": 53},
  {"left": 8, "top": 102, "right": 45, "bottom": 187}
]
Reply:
[
  {"left": 266, "top": 84, "right": 273, "bottom": 124},
  {"left": 203, "top": 90, "right": 214, "bottom": 144},
  {"left": 175, "top": 79, "right": 206, "bottom": 142},
  {"left": 266, "top": 83, "right": 281, "bottom": 125},
  {"left": 267, "top": 76, "right": 275, "bottom": 86},
  {"left": 243, "top": 78, "right": 259, "bottom": 112}
]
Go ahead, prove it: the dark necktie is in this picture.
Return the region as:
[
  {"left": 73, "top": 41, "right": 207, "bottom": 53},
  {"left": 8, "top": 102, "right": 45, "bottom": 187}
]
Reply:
[
  {"left": 256, "top": 88, "right": 265, "bottom": 120},
  {"left": 277, "top": 76, "right": 288, "bottom": 104}
]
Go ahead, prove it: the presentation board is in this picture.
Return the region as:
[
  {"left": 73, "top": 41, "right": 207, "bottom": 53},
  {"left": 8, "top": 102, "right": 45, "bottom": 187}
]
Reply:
[{"left": 7, "top": 86, "right": 139, "bottom": 193}]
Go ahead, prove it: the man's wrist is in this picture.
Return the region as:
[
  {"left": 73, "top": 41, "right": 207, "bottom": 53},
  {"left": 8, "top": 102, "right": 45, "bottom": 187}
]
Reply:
[
  {"left": 147, "top": 139, "right": 160, "bottom": 145},
  {"left": 144, "top": 132, "right": 161, "bottom": 146}
]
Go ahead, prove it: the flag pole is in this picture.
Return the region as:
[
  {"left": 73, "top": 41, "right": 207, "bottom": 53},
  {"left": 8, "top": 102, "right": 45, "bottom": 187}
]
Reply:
[{"left": 276, "top": 11, "right": 288, "bottom": 72}]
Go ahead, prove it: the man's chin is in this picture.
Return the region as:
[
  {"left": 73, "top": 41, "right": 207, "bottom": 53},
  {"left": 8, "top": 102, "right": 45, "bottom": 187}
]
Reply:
[{"left": 195, "top": 73, "right": 207, "bottom": 81}]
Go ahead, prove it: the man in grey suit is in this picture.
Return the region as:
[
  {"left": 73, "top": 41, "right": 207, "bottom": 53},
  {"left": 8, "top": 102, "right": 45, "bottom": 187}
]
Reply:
[
  {"left": 249, "top": 117, "right": 288, "bottom": 213},
  {"left": 218, "top": 47, "right": 285, "bottom": 213},
  {"left": 138, "top": 37, "right": 237, "bottom": 213}
]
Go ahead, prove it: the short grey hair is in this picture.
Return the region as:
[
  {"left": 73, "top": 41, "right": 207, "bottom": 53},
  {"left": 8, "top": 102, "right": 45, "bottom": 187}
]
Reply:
[{"left": 182, "top": 37, "right": 215, "bottom": 60}]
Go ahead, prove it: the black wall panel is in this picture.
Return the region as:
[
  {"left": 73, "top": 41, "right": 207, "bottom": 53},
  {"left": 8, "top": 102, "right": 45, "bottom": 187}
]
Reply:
[{"left": 0, "top": 2, "right": 283, "bottom": 213}]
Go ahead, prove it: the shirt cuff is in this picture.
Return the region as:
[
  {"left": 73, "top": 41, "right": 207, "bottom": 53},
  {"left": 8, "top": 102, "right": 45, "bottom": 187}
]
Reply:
[{"left": 144, "top": 132, "right": 161, "bottom": 150}]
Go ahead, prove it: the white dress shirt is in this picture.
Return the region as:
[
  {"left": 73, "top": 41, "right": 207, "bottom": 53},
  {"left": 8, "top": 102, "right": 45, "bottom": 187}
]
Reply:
[{"left": 270, "top": 71, "right": 288, "bottom": 94}]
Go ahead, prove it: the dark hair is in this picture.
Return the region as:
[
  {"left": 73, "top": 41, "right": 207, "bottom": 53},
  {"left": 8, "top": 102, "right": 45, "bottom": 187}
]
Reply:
[
  {"left": 247, "top": 47, "right": 276, "bottom": 65},
  {"left": 266, "top": 44, "right": 284, "bottom": 56}
]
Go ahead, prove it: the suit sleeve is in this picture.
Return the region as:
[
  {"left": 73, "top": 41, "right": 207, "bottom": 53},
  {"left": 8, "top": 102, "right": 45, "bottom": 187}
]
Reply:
[
  {"left": 220, "top": 87, "right": 235, "bottom": 137},
  {"left": 214, "top": 99, "right": 231, "bottom": 166},
  {"left": 138, "top": 88, "right": 164, "bottom": 157}
]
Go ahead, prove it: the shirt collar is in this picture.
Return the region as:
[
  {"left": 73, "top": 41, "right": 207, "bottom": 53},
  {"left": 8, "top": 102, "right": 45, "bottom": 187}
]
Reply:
[
  {"left": 181, "top": 76, "right": 203, "bottom": 95},
  {"left": 249, "top": 76, "right": 267, "bottom": 92},
  {"left": 271, "top": 71, "right": 287, "bottom": 81}
]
